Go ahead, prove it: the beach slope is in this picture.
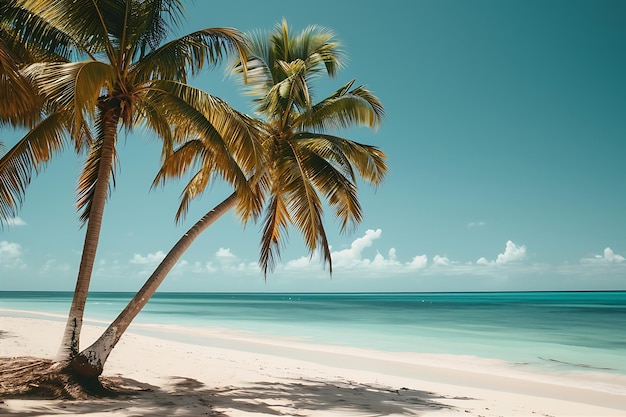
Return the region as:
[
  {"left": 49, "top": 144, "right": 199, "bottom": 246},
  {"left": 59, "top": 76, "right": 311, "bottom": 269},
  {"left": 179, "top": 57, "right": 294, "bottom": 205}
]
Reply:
[{"left": 1, "top": 315, "right": 624, "bottom": 416}]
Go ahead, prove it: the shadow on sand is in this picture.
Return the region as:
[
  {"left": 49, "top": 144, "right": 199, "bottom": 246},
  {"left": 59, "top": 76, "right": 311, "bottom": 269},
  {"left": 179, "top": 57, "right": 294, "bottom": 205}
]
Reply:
[{"left": 2, "top": 374, "right": 470, "bottom": 416}]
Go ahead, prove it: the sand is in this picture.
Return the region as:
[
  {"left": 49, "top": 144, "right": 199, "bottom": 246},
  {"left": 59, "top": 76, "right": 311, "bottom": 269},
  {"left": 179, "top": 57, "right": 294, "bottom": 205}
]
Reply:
[{"left": 1, "top": 313, "right": 625, "bottom": 416}]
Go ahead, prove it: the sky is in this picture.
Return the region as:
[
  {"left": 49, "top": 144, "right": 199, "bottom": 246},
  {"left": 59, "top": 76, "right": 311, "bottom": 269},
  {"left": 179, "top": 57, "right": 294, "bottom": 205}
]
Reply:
[{"left": 1, "top": 0, "right": 625, "bottom": 293}]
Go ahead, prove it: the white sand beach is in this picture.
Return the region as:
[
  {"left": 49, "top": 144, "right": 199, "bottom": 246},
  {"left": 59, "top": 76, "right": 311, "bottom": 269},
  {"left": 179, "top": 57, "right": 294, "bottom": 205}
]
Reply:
[{"left": 1, "top": 315, "right": 625, "bottom": 416}]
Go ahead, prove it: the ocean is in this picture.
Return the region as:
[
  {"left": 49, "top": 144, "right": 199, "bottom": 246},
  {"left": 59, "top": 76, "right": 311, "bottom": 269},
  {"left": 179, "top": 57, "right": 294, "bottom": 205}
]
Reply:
[{"left": 1, "top": 291, "right": 625, "bottom": 378}]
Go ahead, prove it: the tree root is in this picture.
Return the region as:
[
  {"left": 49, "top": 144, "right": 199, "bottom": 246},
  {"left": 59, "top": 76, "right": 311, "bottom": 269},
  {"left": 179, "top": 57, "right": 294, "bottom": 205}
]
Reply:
[{"left": 0, "top": 356, "right": 121, "bottom": 400}]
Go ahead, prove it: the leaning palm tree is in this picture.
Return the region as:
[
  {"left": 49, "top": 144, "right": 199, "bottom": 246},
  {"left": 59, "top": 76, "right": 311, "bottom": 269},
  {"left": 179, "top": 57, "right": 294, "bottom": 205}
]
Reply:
[
  {"left": 70, "top": 19, "right": 387, "bottom": 378},
  {"left": 0, "top": 0, "right": 260, "bottom": 362}
]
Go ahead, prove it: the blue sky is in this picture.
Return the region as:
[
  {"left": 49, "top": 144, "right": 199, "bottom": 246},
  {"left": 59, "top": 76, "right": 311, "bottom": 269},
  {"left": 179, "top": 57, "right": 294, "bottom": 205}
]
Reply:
[{"left": 1, "top": 0, "right": 625, "bottom": 293}]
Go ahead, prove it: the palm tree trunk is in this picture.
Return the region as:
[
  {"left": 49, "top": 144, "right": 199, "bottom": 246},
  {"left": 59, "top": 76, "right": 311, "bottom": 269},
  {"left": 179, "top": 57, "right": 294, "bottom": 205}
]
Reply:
[
  {"left": 70, "top": 192, "right": 239, "bottom": 377},
  {"left": 57, "top": 107, "right": 119, "bottom": 361}
]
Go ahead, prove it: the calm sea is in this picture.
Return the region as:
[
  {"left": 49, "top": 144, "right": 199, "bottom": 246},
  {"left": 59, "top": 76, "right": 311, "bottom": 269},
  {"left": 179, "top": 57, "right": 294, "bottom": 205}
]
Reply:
[{"left": 1, "top": 291, "right": 625, "bottom": 376}]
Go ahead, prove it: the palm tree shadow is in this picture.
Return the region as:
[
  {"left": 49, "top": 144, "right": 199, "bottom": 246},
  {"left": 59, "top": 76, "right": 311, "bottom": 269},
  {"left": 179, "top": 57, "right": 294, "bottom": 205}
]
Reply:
[{"left": 7, "top": 375, "right": 469, "bottom": 416}]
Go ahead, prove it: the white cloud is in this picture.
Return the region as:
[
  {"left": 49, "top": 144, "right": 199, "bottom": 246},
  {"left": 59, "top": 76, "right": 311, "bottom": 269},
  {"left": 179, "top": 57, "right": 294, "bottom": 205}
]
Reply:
[
  {"left": 581, "top": 247, "right": 625, "bottom": 264},
  {"left": 40, "top": 258, "right": 71, "bottom": 275},
  {"left": 216, "top": 248, "right": 236, "bottom": 259},
  {"left": 191, "top": 261, "right": 217, "bottom": 273},
  {"left": 468, "top": 221, "right": 485, "bottom": 228},
  {"left": 496, "top": 240, "right": 527, "bottom": 264},
  {"left": 408, "top": 255, "right": 428, "bottom": 269},
  {"left": 6, "top": 217, "right": 27, "bottom": 227},
  {"left": 285, "top": 256, "right": 314, "bottom": 270},
  {"left": 331, "top": 228, "right": 382, "bottom": 268},
  {"left": 130, "top": 251, "right": 166, "bottom": 265},
  {"left": 433, "top": 255, "right": 451, "bottom": 266},
  {"left": 0, "top": 240, "right": 25, "bottom": 269},
  {"left": 41, "top": 259, "right": 55, "bottom": 273},
  {"left": 477, "top": 241, "right": 527, "bottom": 265},
  {"left": 129, "top": 250, "right": 167, "bottom": 277}
]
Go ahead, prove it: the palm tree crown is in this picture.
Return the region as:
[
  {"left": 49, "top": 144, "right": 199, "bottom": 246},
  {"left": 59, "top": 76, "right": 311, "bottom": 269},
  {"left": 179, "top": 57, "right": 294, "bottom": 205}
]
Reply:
[
  {"left": 0, "top": 0, "right": 263, "bottom": 360},
  {"left": 161, "top": 19, "right": 388, "bottom": 275}
]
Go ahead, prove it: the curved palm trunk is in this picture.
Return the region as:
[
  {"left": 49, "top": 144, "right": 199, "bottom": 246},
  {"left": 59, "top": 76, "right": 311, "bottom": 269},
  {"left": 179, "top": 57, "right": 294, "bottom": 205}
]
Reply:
[
  {"left": 57, "top": 108, "right": 119, "bottom": 361},
  {"left": 70, "top": 192, "right": 239, "bottom": 377}
]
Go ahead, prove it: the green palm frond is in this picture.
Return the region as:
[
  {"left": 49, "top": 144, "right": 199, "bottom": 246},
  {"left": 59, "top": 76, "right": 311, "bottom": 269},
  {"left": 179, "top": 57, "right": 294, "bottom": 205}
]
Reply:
[
  {"left": 233, "top": 19, "right": 342, "bottom": 107},
  {"left": 4, "top": 1, "right": 74, "bottom": 61},
  {"left": 231, "top": 30, "right": 274, "bottom": 98},
  {"left": 153, "top": 138, "right": 215, "bottom": 221},
  {"left": 276, "top": 59, "right": 310, "bottom": 110},
  {"left": 259, "top": 193, "right": 291, "bottom": 276},
  {"left": 295, "top": 140, "right": 362, "bottom": 231},
  {"left": 136, "top": 97, "right": 175, "bottom": 158},
  {"left": 269, "top": 139, "right": 333, "bottom": 273},
  {"left": 290, "top": 21, "right": 343, "bottom": 77},
  {"left": 253, "top": 59, "right": 311, "bottom": 120},
  {"left": 292, "top": 133, "right": 387, "bottom": 186},
  {"left": 126, "top": 0, "right": 186, "bottom": 57},
  {"left": 134, "top": 27, "right": 248, "bottom": 82},
  {"left": 23, "top": 61, "right": 115, "bottom": 128},
  {"left": 88, "top": 0, "right": 185, "bottom": 54},
  {"left": 174, "top": 166, "right": 214, "bottom": 223},
  {"left": 146, "top": 82, "right": 265, "bottom": 222},
  {"left": 76, "top": 113, "right": 118, "bottom": 225},
  {"left": 0, "top": 66, "right": 43, "bottom": 127},
  {"left": 296, "top": 80, "right": 384, "bottom": 132},
  {"left": 153, "top": 139, "right": 208, "bottom": 187},
  {"left": 0, "top": 14, "right": 49, "bottom": 127},
  {"left": 17, "top": 0, "right": 112, "bottom": 57},
  {"left": 147, "top": 80, "right": 264, "bottom": 173},
  {"left": 0, "top": 111, "right": 70, "bottom": 224}
]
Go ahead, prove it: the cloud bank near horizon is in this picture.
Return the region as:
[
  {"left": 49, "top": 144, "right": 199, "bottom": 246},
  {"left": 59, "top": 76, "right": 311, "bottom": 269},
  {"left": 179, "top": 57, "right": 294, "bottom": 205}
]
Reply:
[{"left": 2, "top": 228, "right": 625, "bottom": 289}]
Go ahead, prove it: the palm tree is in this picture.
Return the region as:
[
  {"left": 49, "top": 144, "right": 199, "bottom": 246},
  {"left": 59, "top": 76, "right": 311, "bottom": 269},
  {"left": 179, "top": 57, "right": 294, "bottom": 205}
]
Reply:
[
  {"left": 0, "top": 0, "right": 260, "bottom": 361},
  {"left": 237, "top": 19, "right": 388, "bottom": 274},
  {"left": 70, "top": 19, "right": 387, "bottom": 378}
]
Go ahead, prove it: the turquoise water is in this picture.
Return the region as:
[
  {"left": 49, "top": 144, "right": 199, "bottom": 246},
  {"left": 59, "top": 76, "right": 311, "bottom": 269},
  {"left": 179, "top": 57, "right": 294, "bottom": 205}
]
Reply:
[{"left": 1, "top": 291, "right": 625, "bottom": 375}]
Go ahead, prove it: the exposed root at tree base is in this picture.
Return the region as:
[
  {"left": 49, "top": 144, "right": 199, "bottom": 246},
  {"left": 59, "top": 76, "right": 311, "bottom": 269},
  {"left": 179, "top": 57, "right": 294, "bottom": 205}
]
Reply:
[{"left": 0, "top": 357, "right": 125, "bottom": 400}]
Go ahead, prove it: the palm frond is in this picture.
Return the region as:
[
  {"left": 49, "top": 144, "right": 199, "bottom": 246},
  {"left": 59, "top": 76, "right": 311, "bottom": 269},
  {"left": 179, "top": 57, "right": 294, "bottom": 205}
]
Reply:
[
  {"left": 173, "top": 165, "right": 214, "bottom": 222},
  {"left": 276, "top": 59, "right": 310, "bottom": 111},
  {"left": 0, "top": 111, "right": 70, "bottom": 224},
  {"left": 133, "top": 27, "right": 248, "bottom": 82},
  {"left": 76, "top": 110, "right": 118, "bottom": 225},
  {"left": 152, "top": 139, "right": 208, "bottom": 187},
  {"left": 152, "top": 138, "right": 214, "bottom": 222},
  {"left": 296, "top": 80, "right": 384, "bottom": 132},
  {"left": 23, "top": 61, "right": 115, "bottom": 132},
  {"left": 291, "top": 133, "right": 388, "bottom": 186},
  {"left": 259, "top": 193, "right": 291, "bottom": 276},
  {"left": 4, "top": 1, "right": 74, "bottom": 61},
  {"left": 263, "top": 139, "right": 333, "bottom": 273},
  {"left": 231, "top": 30, "right": 274, "bottom": 99},
  {"left": 234, "top": 20, "right": 343, "bottom": 113},
  {"left": 283, "top": 144, "right": 332, "bottom": 271},
  {"left": 17, "top": 0, "right": 112, "bottom": 57},
  {"left": 146, "top": 80, "right": 264, "bottom": 174},
  {"left": 145, "top": 81, "right": 264, "bottom": 222},
  {"left": 293, "top": 22, "right": 343, "bottom": 78},
  {"left": 286, "top": 137, "right": 361, "bottom": 232},
  {"left": 0, "top": 69, "right": 44, "bottom": 127},
  {"left": 0, "top": 24, "right": 46, "bottom": 127},
  {"left": 131, "top": 0, "right": 186, "bottom": 56}
]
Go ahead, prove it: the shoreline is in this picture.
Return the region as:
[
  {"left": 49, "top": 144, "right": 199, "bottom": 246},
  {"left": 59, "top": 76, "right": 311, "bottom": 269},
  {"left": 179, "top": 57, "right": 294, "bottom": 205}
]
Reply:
[{"left": 1, "top": 313, "right": 625, "bottom": 416}]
